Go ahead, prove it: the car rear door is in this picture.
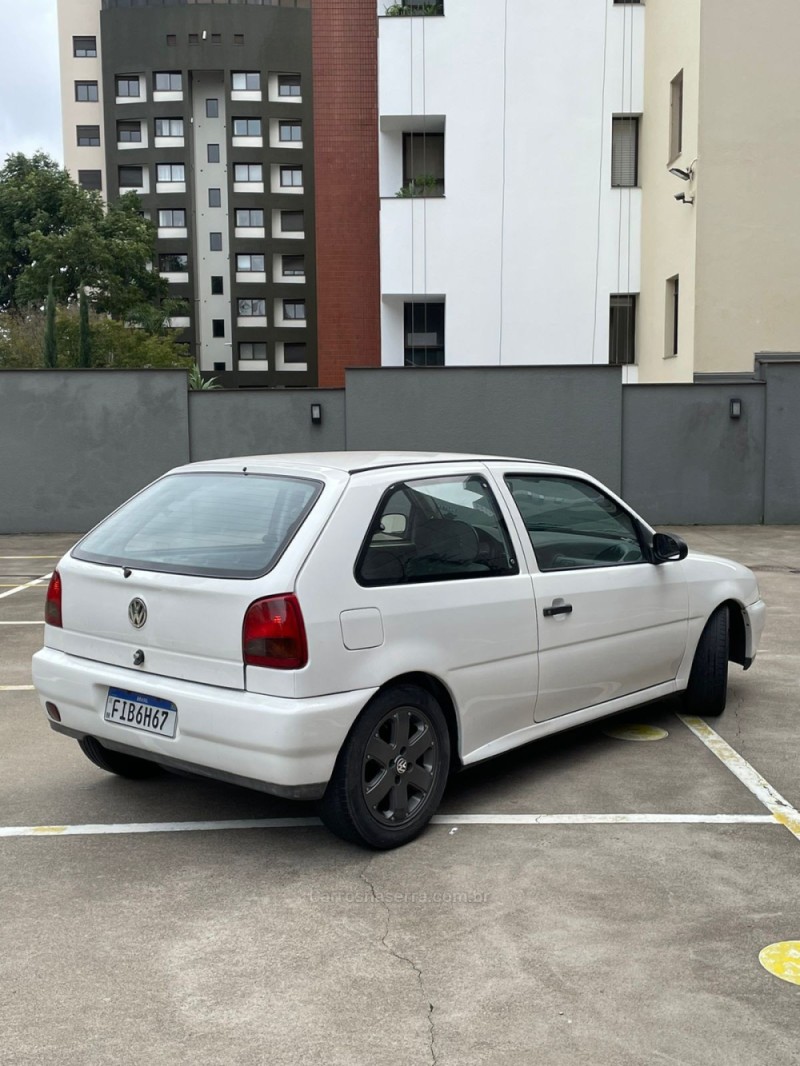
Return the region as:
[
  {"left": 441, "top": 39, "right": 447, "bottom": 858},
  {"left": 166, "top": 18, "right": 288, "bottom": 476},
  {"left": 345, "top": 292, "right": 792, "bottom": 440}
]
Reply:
[{"left": 497, "top": 471, "right": 689, "bottom": 722}]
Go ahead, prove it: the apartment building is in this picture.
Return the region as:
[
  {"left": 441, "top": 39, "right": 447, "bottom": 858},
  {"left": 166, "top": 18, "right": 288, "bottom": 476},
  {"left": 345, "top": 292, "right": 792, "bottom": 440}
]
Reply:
[{"left": 58, "top": 0, "right": 380, "bottom": 388}]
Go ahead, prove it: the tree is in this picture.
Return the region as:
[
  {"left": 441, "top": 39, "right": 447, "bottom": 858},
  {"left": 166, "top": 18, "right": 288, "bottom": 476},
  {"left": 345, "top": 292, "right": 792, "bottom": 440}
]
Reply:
[
  {"left": 44, "top": 278, "right": 57, "bottom": 368},
  {"left": 78, "top": 286, "right": 91, "bottom": 368},
  {"left": 0, "top": 153, "right": 168, "bottom": 315}
]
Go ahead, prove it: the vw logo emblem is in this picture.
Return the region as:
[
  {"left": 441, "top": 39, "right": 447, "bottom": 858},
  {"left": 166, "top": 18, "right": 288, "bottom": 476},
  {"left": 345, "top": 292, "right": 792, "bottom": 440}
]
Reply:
[
  {"left": 128, "top": 598, "right": 147, "bottom": 629},
  {"left": 395, "top": 756, "right": 409, "bottom": 775}
]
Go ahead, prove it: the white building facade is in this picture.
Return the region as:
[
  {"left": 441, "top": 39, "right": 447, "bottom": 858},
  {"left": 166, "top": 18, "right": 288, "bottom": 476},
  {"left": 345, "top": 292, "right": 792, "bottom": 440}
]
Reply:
[{"left": 378, "top": 0, "right": 644, "bottom": 377}]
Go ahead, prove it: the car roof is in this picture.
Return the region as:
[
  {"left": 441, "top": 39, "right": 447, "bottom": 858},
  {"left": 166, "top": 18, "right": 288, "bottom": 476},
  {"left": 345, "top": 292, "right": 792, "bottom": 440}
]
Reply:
[{"left": 172, "top": 452, "right": 555, "bottom": 476}]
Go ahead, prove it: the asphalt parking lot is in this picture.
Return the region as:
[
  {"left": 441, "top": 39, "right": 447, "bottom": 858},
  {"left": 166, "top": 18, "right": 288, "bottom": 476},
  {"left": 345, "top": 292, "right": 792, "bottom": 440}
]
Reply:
[{"left": 2, "top": 528, "right": 799, "bottom": 1066}]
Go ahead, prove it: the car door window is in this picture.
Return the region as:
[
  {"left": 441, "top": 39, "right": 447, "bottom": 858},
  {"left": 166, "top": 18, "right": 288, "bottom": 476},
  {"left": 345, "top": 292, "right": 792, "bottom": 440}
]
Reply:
[
  {"left": 357, "top": 475, "right": 518, "bottom": 586},
  {"left": 505, "top": 475, "right": 645, "bottom": 571}
]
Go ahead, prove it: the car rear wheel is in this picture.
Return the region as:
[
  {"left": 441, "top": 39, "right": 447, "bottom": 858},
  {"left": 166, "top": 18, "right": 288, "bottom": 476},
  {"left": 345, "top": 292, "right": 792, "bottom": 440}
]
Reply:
[
  {"left": 683, "top": 606, "right": 729, "bottom": 717},
  {"left": 78, "top": 736, "right": 161, "bottom": 779},
  {"left": 321, "top": 684, "right": 450, "bottom": 849}
]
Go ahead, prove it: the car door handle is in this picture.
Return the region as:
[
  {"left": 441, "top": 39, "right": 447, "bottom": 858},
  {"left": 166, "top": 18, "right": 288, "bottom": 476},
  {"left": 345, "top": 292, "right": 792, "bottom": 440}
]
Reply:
[{"left": 543, "top": 602, "right": 573, "bottom": 617}]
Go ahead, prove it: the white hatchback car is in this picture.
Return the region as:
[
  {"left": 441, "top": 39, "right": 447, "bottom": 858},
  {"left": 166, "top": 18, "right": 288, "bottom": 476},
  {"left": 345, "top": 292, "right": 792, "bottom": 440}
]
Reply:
[{"left": 33, "top": 452, "right": 765, "bottom": 848}]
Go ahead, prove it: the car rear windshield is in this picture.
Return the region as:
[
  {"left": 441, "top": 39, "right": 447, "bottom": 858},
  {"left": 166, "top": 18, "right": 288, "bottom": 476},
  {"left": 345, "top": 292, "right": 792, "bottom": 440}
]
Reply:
[{"left": 73, "top": 472, "right": 322, "bottom": 579}]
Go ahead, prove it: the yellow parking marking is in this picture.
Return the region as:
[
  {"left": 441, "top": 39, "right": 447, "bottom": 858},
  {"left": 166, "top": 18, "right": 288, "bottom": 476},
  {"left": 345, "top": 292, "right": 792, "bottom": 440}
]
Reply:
[
  {"left": 678, "top": 714, "right": 800, "bottom": 842},
  {"left": 759, "top": 942, "right": 800, "bottom": 986},
  {"left": 0, "top": 574, "right": 52, "bottom": 601},
  {"left": 0, "top": 813, "right": 777, "bottom": 838},
  {"left": 604, "top": 724, "right": 669, "bottom": 741}
]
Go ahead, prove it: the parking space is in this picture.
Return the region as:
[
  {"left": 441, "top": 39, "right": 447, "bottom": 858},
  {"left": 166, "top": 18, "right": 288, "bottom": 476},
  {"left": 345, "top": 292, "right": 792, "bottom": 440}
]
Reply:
[{"left": 2, "top": 529, "right": 799, "bottom": 1065}]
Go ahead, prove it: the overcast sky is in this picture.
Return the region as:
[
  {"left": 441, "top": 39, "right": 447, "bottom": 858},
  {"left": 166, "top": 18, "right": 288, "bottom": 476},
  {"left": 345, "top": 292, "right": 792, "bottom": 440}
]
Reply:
[{"left": 0, "top": 0, "right": 63, "bottom": 165}]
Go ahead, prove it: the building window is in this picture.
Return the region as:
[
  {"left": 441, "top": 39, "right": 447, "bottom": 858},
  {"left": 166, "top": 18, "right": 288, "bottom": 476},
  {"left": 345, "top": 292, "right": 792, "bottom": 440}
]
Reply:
[
  {"left": 232, "top": 71, "right": 260, "bottom": 91},
  {"left": 283, "top": 342, "right": 307, "bottom": 364},
  {"left": 212, "top": 320, "right": 225, "bottom": 338},
  {"left": 154, "top": 72, "right": 182, "bottom": 93},
  {"left": 209, "top": 232, "right": 223, "bottom": 251},
  {"left": 236, "top": 209, "right": 264, "bottom": 227},
  {"left": 158, "top": 208, "right": 186, "bottom": 228},
  {"left": 159, "top": 253, "right": 188, "bottom": 274},
  {"left": 234, "top": 163, "right": 263, "bottom": 183},
  {"left": 667, "top": 276, "right": 679, "bottom": 357},
  {"left": 402, "top": 133, "right": 445, "bottom": 196},
  {"left": 213, "top": 362, "right": 225, "bottom": 371},
  {"left": 278, "top": 74, "right": 301, "bottom": 97},
  {"left": 233, "top": 117, "right": 262, "bottom": 137},
  {"left": 211, "top": 33, "right": 221, "bottom": 45},
  {"left": 280, "top": 166, "right": 303, "bottom": 188},
  {"left": 77, "top": 125, "right": 100, "bottom": 146},
  {"left": 211, "top": 276, "right": 224, "bottom": 295},
  {"left": 239, "top": 342, "right": 267, "bottom": 360},
  {"left": 166, "top": 34, "right": 177, "bottom": 46},
  {"left": 118, "top": 165, "right": 143, "bottom": 189},
  {"left": 238, "top": 299, "right": 266, "bottom": 317},
  {"left": 611, "top": 116, "right": 639, "bottom": 188},
  {"left": 115, "top": 76, "right": 139, "bottom": 98},
  {"left": 613, "top": 1, "right": 641, "bottom": 4},
  {"left": 207, "top": 144, "right": 220, "bottom": 163},
  {"left": 279, "top": 121, "right": 302, "bottom": 143},
  {"left": 117, "top": 120, "right": 142, "bottom": 143},
  {"left": 609, "top": 295, "right": 637, "bottom": 366},
  {"left": 280, "top": 211, "right": 304, "bottom": 233},
  {"left": 75, "top": 81, "right": 99, "bottom": 102},
  {"left": 236, "top": 254, "right": 265, "bottom": 272},
  {"left": 670, "top": 70, "right": 684, "bottom": 162},
  {"left": 206, "top": 98, "right": 219, "bottom": 118},
  {"left": 188, "top": 33, "right": 199, "bottom": 45},
  {"left": 78, "top": 170, "right": 102, "bottom": 192},
  {"left": 155, "top": 118, "right": 184, "bottom": 138},
  {"left": 157, "top": 163, "right": 185, "bottom": 183},
  {"left": 404, "top": 302, "right": 445, "bottom": 366},
  {"left": 73, "top": 36, "right": 97, "bottom": 57},
  {"left": 209, "top": 188, "right": 221, "bottom": 208},
  {"left": 234, "top": 34, "right": 244, "bottom": 46},
  {"left": 282, "top": 255, "right": 305, "bottom": 277},
  {"left": 283, "top": 299, "right": 306, "bottom": 321}
]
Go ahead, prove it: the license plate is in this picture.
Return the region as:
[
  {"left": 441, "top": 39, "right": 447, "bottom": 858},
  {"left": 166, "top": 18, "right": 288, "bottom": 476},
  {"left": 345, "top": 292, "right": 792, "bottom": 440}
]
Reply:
[{"left": 104, "top": 687, "right": 177, "bottom": 738}]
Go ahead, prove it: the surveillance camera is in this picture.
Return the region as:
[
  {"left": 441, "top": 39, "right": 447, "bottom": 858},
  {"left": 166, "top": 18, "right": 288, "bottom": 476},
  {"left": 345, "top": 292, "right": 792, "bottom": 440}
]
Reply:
[{"left": 674, "top": 192, "right": 686, "bottom": 202}]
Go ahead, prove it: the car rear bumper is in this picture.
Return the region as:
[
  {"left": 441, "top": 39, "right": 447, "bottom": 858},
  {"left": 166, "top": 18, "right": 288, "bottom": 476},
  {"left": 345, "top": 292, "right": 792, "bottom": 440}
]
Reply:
[{"left": 32, "top": 648, "right": 377, "bottom": 800}]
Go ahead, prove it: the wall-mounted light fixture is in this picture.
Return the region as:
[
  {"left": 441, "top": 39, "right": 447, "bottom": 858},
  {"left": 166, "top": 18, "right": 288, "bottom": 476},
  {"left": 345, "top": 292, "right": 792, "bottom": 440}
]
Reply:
[
  {"left": 310, "top": 403, "right": 322, "bottom": 425},
  {"left": 669, "top": 167, "right": 693, "bottom": 181},
  {"left": 729, "top": 398, "right": 742, "bottom": 420}
]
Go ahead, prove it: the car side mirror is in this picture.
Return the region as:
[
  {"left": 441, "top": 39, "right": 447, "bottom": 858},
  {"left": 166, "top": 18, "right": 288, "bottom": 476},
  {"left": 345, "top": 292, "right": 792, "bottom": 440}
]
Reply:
[{"left": 651, "top": 532, "right": 689, "bottom": 564}]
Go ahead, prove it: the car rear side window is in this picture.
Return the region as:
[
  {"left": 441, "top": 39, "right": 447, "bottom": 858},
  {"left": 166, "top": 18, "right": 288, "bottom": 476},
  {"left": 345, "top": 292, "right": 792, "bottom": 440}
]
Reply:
[
  {"left": 73, "top": 473, "right": 322, "bottom": 579},
  {"left": 356, "top": 475, "right": 518, "bottom": 586},
  {"left": 505, "top": 475, "right": 645, "bottom": 571}
]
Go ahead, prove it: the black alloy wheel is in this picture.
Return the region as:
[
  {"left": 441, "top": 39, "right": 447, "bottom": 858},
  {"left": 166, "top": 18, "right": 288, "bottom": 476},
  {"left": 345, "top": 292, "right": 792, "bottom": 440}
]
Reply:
[{"left": 321, "top": 683, "right": 451, "bottom": 849}]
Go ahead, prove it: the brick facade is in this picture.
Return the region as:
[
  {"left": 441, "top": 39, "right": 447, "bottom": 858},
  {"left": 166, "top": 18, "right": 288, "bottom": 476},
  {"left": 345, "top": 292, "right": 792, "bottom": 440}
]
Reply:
[{"left": 312, "top": 0, "right": 381, "bottom": 388}]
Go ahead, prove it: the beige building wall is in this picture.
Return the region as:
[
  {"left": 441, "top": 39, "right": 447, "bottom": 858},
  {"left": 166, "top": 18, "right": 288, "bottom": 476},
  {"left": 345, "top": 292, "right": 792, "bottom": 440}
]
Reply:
[
  {"left": 638, "top": 0, "right": 701, "bottom": 383},
  {"left": 57, "top": 0, "right": 105, "bottom": 191},
  {"left": 694, "top": 0, "right": 800, "bottom": 373}
]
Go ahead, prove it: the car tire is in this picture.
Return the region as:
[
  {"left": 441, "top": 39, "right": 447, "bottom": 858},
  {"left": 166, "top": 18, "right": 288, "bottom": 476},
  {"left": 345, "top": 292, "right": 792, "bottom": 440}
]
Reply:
[
  {"left": 78, "top": 736, "right": 161, "bottom": 779},
  {"left": 320, "top": 684, "right": 451, "bottom": 849},
  {"left": 683, "top": 606, "right": 729, "bottom": 717}
]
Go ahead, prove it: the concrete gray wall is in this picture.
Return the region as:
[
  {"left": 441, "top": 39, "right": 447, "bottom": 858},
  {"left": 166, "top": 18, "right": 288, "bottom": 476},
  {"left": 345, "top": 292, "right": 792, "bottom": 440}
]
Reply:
[
  {"left": 345, "top": 367, "right": 623, "bottom": 491},
  {"left": 188, "top": 388, "right": 345, "bottom": 462},
  {"left": 0, "top": 370, "right": 190, "bottom": 534},
  {"left": 762, "top": 359, "right": 800, "bottom": 523},
  {"left": 622, "top": 383, "right": 766, "bottom": 525},
  {"left": 1, "top": 361, "right": 798, "bottom": 532}
]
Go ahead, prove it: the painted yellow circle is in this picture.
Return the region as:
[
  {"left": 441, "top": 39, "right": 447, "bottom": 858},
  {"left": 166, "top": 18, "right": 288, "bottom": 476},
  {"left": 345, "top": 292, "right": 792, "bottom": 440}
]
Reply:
[
  {"left": 603, "top": 724, "right": 669, "bottom": 742},
  {"left": 759, "top": 942, "right": 800, "bottom": 986}
]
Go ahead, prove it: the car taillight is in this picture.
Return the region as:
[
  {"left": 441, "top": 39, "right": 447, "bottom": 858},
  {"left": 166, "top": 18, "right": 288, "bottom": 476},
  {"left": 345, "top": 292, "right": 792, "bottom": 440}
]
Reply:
[
  {"left": 44, "top": 570, "right": 62, "bottom": 628},
  {"left": 243, "top": 594, "right": 307, "bottom": 670}
]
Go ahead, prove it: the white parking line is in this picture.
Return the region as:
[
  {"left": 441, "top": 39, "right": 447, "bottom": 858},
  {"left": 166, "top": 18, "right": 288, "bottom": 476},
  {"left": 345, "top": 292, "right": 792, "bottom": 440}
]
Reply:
[
  {"left": 0, "top": 813, "right": 778, "bottom": 838},
  {"left": 678, "top": 714, "right": 800, "bottom": 842},
  {"left": 0, "top": 685, "right": 35, "bottom": 692},
  {"left": 0, "top": 621, "right": 44, "bottom": 626},
  {"left": 0, "top": 556, "right": 60, "bottom": 559},
  {"left": 0, "top": 574, "right": 52, "bottom": 601}
]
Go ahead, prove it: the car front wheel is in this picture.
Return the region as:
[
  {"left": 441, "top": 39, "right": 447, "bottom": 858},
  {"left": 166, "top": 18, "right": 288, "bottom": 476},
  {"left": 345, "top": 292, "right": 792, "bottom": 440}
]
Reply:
[
  {"left": 321, "top": 684, "right": 451, "bottom": 849},
  {"left": 683, "top": 606, "right": 729, "bottom": 717}
]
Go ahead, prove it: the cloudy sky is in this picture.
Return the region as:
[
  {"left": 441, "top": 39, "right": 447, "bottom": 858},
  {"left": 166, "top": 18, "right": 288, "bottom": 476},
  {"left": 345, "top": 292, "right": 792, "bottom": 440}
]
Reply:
[{"left": 0, "top": 0, "right": 63, "bottom": 164}]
